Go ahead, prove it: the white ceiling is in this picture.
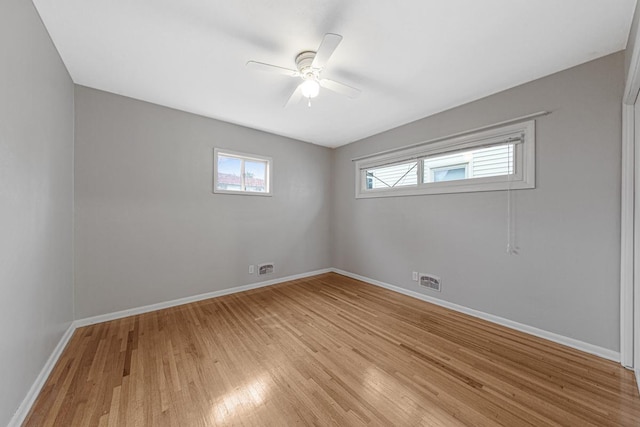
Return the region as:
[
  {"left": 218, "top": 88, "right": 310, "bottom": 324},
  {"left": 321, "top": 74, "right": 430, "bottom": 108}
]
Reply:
[{"left": 33, "top": 0, "right": 636, "bottom": 148}]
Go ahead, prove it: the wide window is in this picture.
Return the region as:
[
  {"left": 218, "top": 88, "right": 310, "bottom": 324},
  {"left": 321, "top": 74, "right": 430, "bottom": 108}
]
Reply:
[
  {"left": 355, "top": 120, "right": 535, "bottom": 198},
  {"left": 214, "top": 149, "right": 272, "bottom": 196}
]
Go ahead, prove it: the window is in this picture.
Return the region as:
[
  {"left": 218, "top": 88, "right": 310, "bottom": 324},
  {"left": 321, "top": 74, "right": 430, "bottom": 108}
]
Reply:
[
  {"left": 214, "top": 149, "right": 272, "bottom": 196},
  {"left": 354, "top": 120, "right": 535, "bottom": 198}
]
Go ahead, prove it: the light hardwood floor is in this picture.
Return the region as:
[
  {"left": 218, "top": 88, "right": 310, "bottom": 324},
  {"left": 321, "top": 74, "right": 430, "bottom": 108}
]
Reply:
[{"left": 25, "top": 273, "right": 640, "bottom": 426}]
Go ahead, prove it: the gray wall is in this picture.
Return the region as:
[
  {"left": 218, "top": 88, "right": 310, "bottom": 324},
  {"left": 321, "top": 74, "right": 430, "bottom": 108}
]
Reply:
[
  {"left": 0, "top": 0, "right": 74, "bottom": 424},
  {"left": 331, "top": 52, "right": 624, "bottom": 351},
  {"left": 74, "top": 86, "right": 332, "bottom": 318}
]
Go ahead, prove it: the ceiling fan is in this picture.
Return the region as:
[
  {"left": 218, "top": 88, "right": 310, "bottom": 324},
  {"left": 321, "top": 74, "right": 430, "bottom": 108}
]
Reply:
[{"left": 246, "top": 33, "right": 361, "bottom": 107}]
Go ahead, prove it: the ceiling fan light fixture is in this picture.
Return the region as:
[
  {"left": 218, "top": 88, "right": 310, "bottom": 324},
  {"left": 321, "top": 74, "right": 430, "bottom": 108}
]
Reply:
[{"left": 300, "top": 79, "right": 320, "bottom": 98}]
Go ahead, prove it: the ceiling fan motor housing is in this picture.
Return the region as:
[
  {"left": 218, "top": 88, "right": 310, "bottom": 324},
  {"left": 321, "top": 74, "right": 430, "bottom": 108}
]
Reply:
[{"left": 295, "top": 51, "right": 318, "bottom": 80}]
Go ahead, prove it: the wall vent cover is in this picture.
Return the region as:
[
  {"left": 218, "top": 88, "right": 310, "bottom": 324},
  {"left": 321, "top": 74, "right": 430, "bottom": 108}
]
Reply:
[
  {"left": 419, "top": 274, "right": 441, "bottom": 292},
  {"left": 258, "top": 263, "right": 274, "bottom": 276}
]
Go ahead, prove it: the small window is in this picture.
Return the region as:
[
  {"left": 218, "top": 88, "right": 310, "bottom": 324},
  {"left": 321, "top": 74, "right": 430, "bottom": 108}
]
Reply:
[
  {"left": 355, "top": 120, "right": 534, "bottom": 198},
  {"left": 214, "top": 149, "right": 272, "bottom": 196}
]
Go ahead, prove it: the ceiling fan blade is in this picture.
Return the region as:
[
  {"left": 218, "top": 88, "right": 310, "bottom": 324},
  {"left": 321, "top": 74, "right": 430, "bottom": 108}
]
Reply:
[
  {"left": 284, "top": 84, "right": 303, "bottom": 108},
  {"left": 320, "top": 79, "right": 361, "bottom": 99},
  {"left": 311, "top": 33, "right": 343, "bottom": 69},
  {"left": 246, "top": 61, "right": 299, "bottom": 77}
]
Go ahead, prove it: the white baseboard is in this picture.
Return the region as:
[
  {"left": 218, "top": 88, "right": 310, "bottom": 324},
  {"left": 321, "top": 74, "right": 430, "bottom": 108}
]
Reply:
[
  {"left": 636, "top": 369, "right": 640, "bottom": 395},
  {"left": 74, "top": 268, "right": 333, "bottom": 327},
  {"left": 8, "top": 322, "right": 76, "bottom": 427},
  {"left": 332, "top": 269, "right": 620, "bottom": 363}
]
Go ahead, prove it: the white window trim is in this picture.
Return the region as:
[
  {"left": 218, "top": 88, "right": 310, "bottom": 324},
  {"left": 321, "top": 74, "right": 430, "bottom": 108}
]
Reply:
[
  {"left": 213, "top": 148, "right": 273, "bottom": 196},
  {"left": 354, "top": 120, "right": 535, "bottom": 198}
]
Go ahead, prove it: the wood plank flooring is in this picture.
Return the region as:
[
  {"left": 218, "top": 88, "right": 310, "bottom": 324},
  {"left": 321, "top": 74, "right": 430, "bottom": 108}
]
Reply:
[{"left": 24, "top": 273, "right": 640, "bottom": 426}]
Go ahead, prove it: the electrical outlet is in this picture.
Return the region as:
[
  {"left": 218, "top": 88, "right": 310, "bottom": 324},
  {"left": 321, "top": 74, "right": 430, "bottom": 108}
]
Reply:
[
  {"left": 412, "top": 271, "right": 418, "bottom": 281},
  {"left": 248, "top": 265, "right": 254, "bottom": 274}
]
